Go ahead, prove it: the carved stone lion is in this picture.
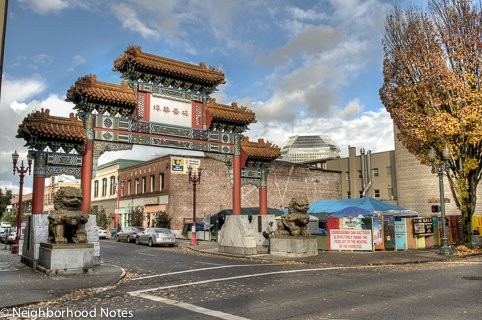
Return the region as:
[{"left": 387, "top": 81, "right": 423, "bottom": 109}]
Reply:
[
  {"left": 48, "top": 187, "right": 88, "bottom": 244},
  {"left": 275, "top": 197, "right": 311, "bottom": 237}
]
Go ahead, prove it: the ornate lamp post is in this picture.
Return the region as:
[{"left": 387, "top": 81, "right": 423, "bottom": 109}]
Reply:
[
  {"left": 11, "top": 150, "right": 32, "bottom": 254},
  {"left": 113, "top": 180, "right": 124, "bottom": 235},
  {"left": 428, "top": 145, "right": 454, "bottom": 256},
  {"left": 188, "top": 165, "right": 202, "bottom": 246}
]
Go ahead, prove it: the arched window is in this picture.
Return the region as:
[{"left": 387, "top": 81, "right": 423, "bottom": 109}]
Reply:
[
  {"left": 94, "top": 180, "right": 99, "bottom": 198},
  {"left": 110, "top": 176, "right": 116, "bottom": 195},
  {"left": 102, "top": 178, "right": 107, "bottom": 197}
]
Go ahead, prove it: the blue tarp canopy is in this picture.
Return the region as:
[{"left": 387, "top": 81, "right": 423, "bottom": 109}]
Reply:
[
  {"left": 328, "top": 206, "right": 377, "bottom": 218},
  {"left": 308, "top": 197, "right": 416, "bottom": 216}
]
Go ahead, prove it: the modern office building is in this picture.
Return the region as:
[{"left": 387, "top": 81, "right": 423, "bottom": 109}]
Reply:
[
  {"left": 322, "top": 147, "right": 398, "bottom": 205},
  {"left": 280, "top": 135, "right": 340, "bottom": 163}
]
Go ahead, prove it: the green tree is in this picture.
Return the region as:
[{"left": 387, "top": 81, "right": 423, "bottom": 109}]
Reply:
[
  {"left": 380, "top": 0, "right": 482, "bottom": 240},
  {"left": 126, "top": 206, "right": 144, "bottom": 227},
  {"left": 0, "top": 188, "right": 13, "bottom": 220},
  {"left": 153, "top": 211, "right": 172, "bottom": 229},
  {"left": 96, "top": 207, "right": 109, "bottom": 230},
  {"left": 1, "top": 212, "right": 16, "bottom": 227}
]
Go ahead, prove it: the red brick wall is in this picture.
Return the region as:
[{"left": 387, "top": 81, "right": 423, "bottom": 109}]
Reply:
[{"left": 167, "top": 158, "right": 341, "bottom": 230}]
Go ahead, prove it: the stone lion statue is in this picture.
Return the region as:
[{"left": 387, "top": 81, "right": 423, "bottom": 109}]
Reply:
[
  {"left": 48, "top": 187, "right": 88, "bottom": 244},
  {"left": 275, "top": 197, "right": 311, "bottom": 237}
]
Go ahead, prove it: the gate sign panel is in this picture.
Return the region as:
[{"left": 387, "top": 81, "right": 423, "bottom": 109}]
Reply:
[{"left": 150, "top": 95, "right": 192, "bottom": 128}]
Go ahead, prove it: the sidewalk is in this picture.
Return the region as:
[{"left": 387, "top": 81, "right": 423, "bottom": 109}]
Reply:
[
  {"left": 0, "top": 240, "right": 478, "bottom": 310},
  {"left": 0, "top": 247, "right": 125, "bottom": 309},
  {"left": 177, "top": 239, "right": 462, "bottom": 266}
]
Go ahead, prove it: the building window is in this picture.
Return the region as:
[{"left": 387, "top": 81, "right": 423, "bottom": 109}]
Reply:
[
  {"left": 372, "top": 168, "right": 379, "bottom": 177},
  {"left": 94, "top": 180, "right": 99, "bottom": 198},
  {"left": 150, "top": 175, "right": 155, "bottom": 192},
  {"left": 347, "top": 191, "right": 351, "bottom": 199},
  {"left": 142, "top": 177, "right": 147, "bottom": 193},
  {"left": 135, "top": 179, "right": 140, "bottom": 194},
  {"left": 358, "top": 170, "right": 362, "bottom": 178},
  {"left": 387, "top": 187, "right": 394, "bottom": 200},
  {"left": 102, "top": 178, "right": 107, "bottom": 197},
  {"left": 127, "top": 180, "right": 131, "bottom": 196},
  {"left": 159, "top": 173, "right": 164, "bottom": 191},
  {"left": 374, "top": 189, "right": 380, "bottom": 198},
  {"left": 386, "top": 166, "right": 392, "bottom": 176},
  {"left": 110, "top": 176, "right": 116, "bottom": 195}
]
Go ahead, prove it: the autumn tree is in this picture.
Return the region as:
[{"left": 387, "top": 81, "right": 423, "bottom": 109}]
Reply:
[
  {"left": 0, "top": 188, "right": 13, "bottom": 220},
  {"left": 380, "top": 0, "right": 482, "bottom": 240},
  {"left": 153, "top": 211, "right": 172, "bottom": 229}
]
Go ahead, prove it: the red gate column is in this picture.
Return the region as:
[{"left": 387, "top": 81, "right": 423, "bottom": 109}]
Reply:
[
  {"left": 259, "top": 169, "right": 267, "bottom": 215},
  {"left": 31, "top": 152, "right": 46, "bottom": 214},
  {"left": 81, "top": 113, "right": 94, "bottom": 213},
  {"left": 233, "top": 134, "right": 241, "bottom": 215}
]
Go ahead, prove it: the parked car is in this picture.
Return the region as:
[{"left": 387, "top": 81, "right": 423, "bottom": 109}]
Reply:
[
  {"left": 116, "top": 226, "right": 144, "bottom": 243},
  {"left": 0, "top": 227, "right": 6, "bottom": 243},
  {"left": 97, "top": 227, "right": 107, "bottom": 239},
  {"left": 136, "top": 228, "right": 176, "bottom": 247},
  {"left": 1, "top": 229, "right": 16, "bottom": 244}
]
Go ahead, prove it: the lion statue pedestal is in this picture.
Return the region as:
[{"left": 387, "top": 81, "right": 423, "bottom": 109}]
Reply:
[
  {"left": 270, "top": 197, "right": 318, "bottom": 258},
  {"left": 37, "top": 187, "right": 94, "bottom": 275}
]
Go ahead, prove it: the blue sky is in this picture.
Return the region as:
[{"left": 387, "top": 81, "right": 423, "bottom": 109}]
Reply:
[{"left": 0, "top": 0, "right": 413, "bottom": 193}]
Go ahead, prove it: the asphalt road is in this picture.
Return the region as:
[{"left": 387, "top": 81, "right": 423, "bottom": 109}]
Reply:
[{"left": 16, "top": 240, "right": 482, "bottom": 320}]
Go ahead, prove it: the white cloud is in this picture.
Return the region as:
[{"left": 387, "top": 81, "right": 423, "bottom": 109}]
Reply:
[
  {"left": 18, "top": 0, "right": 70, "bottom": 14},
  {"left": 248, "top": 108, "right": 394, "bottom": 157},
  {"left": 1, "top": 75, "right": 46, "bottom": 111},
  {"left": 112, "top": 3, "right": 161, "bottom": 39}
]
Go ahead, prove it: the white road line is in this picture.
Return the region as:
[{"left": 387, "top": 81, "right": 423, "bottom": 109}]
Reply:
[
  {"left": 128, "top": 265, "right": 376, "bottom": 295},
  {"left": 138, "top": 252, "right": 157, "bottom": 257},
  {"left": 196, "top": 261, "right": 225, "bottom": 266},
  {"left": 132, "top": 293, "right": 250, "bottom": 320},
  {"left": 131, "top": 264, "right": 279, "bottom": 281}
]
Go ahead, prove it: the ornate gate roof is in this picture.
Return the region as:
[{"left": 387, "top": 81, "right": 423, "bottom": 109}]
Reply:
[
  {"left": 113, "top": 45, "right": 225, "bottom": 94},
  {"left": 66, "top": 74, "right": 137, "bottom": 117},
  {"left": 16, "top": 109, "right": 85, "bottom": 153}
]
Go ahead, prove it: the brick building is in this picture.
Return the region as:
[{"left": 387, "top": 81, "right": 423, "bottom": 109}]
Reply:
[{"left": 116, "top": 154, "right": 342, "bottom": 231}]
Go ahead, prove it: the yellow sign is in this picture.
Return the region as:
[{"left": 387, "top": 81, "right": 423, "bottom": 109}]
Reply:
[{"left": 171, "top": 157, "right": 201, "bottom": 174}]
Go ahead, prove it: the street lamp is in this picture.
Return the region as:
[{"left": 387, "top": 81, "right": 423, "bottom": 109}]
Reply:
[
  {"left": 11, "top": 150, "right": 32, "bottom": 254},
  {"left": 428, "top": 145, "right": 454, "bottom": 256},
  {"left": 113, "top": 180, "right": 124, "bottom": 235},
  {"left": 188, "top": 165, "right": 202, "bottom": 246}
]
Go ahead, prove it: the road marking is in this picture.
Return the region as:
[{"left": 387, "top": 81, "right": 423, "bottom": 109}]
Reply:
[
  {"left": 129, "top": 265, "right": 376, "bottom": 294},
  {"left": 196, "top": 261, "right": 225, "bottom": 266},
  {"left": 138, "top": 252, "right": 157, "bottom": 257},
  {"left": 132, "top": 293, "right": 250, "bottom": 320},
  {"left": 131, "top": 264, "right": 279, "bottom": 281}
]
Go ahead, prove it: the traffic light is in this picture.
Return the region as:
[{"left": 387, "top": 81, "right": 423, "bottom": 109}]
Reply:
[{"left": 431, "top": 205, "right": 440, "bottom": 213}]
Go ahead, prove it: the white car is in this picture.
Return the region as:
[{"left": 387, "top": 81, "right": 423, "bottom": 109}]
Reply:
[{"left": 97, "top": 227, "right": 107, "bottom": 239}]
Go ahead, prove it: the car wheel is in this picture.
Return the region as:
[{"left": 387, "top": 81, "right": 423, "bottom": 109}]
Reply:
[
  {"left": 136, "top": 237, "right": 140, "bottom": 245},
  {"left": 127, "top": 236, "right": 131, "bottom": 243},
  {"left": 169, "top": 244, "right": 174, "bottom": 247},
  {"left": 148, "top": 238, "right": 153, "bottom": 247}
]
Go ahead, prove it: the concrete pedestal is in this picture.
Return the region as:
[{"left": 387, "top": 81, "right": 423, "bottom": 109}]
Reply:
[
  {"left": 270, "top": 236, "right": 318, "bottom": 257},
  {"left": 21, "top": 214, "right": 100, "bottom": 268},
  {"left": 37, "top": 243, "right": 94, "bottom": 275},
  {"left": 218, "top": 215, "right": 257, "bottom": 255}
]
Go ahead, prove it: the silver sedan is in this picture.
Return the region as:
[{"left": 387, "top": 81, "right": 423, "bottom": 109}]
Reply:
[{"left": 136, "top": 228, "right": 176, "bottom": 247}]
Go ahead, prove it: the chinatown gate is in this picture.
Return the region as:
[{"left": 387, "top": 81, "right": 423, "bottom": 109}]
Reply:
[{"left": 17, "top": 46, "right": 280, "bottom": 268}]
